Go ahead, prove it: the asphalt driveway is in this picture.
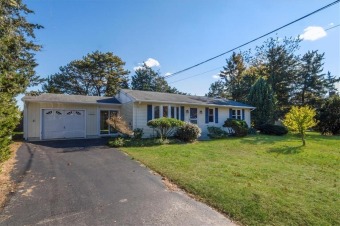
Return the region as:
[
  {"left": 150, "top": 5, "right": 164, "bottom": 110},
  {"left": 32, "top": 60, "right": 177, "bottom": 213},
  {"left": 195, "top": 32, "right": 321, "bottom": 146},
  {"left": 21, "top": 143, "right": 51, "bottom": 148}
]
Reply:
[{"left": 0, "top": 139, "right": 235, "bottom": 226}]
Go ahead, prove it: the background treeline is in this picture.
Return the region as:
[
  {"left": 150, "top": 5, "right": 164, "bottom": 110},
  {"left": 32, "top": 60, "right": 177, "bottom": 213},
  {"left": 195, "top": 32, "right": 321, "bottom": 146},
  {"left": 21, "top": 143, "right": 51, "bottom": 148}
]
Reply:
[{"left": 206, "top": 37, "right": 339, "bottom": 133}]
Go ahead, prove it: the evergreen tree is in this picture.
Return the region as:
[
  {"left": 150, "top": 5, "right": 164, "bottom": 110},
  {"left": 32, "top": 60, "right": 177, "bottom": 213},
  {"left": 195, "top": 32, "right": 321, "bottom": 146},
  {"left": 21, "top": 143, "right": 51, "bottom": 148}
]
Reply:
[
  {"left": 248, "top": 77, "right": 276, "bottom": 127},
  {"left": 324, "top": 71, "right": 340, "bottom": 96},
  {"left": 131, "top": 64, "right": 181, "bottom": 93},
  {"left": 293, "top": 51, "right": 326, "bottom": 108},
  {"left": 0, "top": 0, "right": 42, "bottom": 161},
  {"left": 205, "top": 80, "right": 227, "bottom": 98},
  {"left": 219, "top": 52, "right": 248, "bottom": 102},
  {"left": 253, "top": 37, "right": 300, "bottom": 118},
  {"left": 42, "top": 51, "right": 130, "bottom": 96}
]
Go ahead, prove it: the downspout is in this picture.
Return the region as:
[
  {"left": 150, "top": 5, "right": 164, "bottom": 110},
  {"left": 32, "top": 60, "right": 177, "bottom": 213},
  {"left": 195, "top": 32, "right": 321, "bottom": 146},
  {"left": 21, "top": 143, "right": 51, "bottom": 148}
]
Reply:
[{"left": 23, "top": 102, "right": 28, "bottom": 140}]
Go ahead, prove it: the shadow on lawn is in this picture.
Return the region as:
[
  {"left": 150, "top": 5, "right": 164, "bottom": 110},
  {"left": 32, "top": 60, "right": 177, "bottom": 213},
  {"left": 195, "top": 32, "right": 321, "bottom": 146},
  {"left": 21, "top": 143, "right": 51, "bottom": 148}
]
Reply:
[
  {"left": 240, "top": 135, "right": 291, "bottom": 145},
  {"left": 267, "top": 145, "right": 303, "bottom": 154}
]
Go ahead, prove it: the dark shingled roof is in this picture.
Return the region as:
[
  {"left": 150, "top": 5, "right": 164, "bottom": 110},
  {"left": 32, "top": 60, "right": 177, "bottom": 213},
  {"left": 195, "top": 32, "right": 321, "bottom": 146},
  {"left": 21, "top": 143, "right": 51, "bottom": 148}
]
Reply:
[
  {"left": 23, "top": 93, "right": 121, "bottom": 104},
  {"left": 121, "top": 89, "right": 254, "bottom": 108}
]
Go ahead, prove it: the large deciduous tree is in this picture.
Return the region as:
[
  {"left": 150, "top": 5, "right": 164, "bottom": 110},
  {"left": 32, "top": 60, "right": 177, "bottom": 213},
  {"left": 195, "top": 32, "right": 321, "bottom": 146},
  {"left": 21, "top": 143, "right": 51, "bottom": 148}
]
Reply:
[
  {"left": 247, "top": 77, "right": 276, "bottom": 128},
  {"left": 0, "top": 0, "right": 42, "bottom": 161},
  {"left": 42, "top": 51, "right": 130, "bottom": 96},
  {"left": 131, "top": 64, "right": 181, "bottom": 94}
]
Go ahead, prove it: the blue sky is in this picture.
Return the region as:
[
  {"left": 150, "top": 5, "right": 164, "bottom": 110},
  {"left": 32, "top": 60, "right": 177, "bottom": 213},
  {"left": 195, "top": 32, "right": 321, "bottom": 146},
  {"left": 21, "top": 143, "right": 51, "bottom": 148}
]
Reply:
[{"left": 20, "top": 0, "right": 340, "bottom": 108}]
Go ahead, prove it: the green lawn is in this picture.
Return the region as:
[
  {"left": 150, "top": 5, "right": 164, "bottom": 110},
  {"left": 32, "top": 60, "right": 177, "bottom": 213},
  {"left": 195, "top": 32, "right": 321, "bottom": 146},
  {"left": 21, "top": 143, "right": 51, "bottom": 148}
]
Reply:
[{"left": 121, "top": 133, "right": 340, "bottom": 225}]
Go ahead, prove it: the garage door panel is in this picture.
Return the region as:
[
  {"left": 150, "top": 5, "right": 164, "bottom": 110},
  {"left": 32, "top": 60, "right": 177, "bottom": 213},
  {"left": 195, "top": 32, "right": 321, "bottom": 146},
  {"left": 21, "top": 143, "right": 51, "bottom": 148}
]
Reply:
[{"left": 42, "top": 109, "right": 85, "bottom": 139}]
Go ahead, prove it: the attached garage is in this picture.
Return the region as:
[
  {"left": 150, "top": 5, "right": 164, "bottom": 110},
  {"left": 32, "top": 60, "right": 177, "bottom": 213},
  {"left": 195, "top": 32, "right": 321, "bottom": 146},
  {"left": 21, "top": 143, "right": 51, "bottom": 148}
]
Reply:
[
  {"left": 42, "top": 109, "right": 86, "bottom": 139},
  {"left": 23, "top": 94, "right": 121, "bottom": 141}
]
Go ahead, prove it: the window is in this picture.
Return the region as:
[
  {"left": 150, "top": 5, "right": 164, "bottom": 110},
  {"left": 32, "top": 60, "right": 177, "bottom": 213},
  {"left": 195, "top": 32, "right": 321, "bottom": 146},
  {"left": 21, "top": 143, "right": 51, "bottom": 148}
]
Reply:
[
  {"left": 176, "top": 107, "right": 179, "bottom": 119},
  {"left": 163, "top": 106, "right": 168, "bottom": 117},
  {"left": 100, "top": 110, "right": 118, "bottom": 134},
  {"left": 190, "top": 108, "right": 198, "bottom": 124},
  {"left": 154, "top": 106, "right": 160, "bottom": 119},
  {"left": 232, "top": 109, "right": 242, "bottom": 119},
  {"left": 208, "top": 108, "right": 214, "bottom": 122},
  {"left": 171, "top": 106, "right": 175, "bottom": 118}
]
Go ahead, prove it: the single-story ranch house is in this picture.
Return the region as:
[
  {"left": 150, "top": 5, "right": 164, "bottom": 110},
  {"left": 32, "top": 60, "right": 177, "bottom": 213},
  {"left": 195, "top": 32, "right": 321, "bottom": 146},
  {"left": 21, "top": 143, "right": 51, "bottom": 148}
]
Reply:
[{"left": 23, "top": 89, "right": 255, "bottom": 141}]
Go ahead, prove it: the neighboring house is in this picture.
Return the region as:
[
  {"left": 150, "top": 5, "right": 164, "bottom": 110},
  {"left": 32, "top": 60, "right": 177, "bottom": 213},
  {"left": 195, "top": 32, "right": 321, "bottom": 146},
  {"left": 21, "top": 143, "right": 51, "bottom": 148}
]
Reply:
[{"left": 23, "top": 89, "right": 254, "bottom": 141}]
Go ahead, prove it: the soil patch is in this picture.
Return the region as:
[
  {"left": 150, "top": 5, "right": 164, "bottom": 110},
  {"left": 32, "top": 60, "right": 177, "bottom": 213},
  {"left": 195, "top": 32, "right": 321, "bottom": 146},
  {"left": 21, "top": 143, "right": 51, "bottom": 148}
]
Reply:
[{"left": 0, "top": 142, "right": 22, "bottom": 208}]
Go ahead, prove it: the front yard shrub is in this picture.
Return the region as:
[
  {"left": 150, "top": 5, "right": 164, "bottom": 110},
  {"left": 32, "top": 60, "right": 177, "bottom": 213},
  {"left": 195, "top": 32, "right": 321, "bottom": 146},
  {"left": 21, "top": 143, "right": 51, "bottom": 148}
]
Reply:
[
  {"left": 316, "top": 95, "right": 340, "bottom": 135},
  {"left": 106, "top": 115, "right": 133, "bottom": 137},
  {"left": 223, "top": 119, "right": 248, "bottom": 137},
  {"left": 147, "top": 117, "right": 184, "bottom": 140},
  {"left": 248, "top": 127, "right": 258, "bottom": 135},
  {"left": 175, "top": 123, "right": 201, "bottom": 142},
  {"left": 133, "top": 128, "right": 144, "bottom": 140},
  {"left": 258, "top": 124, "right": 288, "bottom": 136},
  {"left": 108, "top": 137, "right": 125, "bottom": 147},
  {"left": 207, "top": 126, "right": 229, "bottom": 139}
]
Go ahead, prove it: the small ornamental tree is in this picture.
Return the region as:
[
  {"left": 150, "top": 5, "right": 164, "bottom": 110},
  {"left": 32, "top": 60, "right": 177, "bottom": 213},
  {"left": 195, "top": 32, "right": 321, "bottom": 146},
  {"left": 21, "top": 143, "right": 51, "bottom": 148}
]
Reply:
[
  {"left": 283, "top": 106, "right": 317, "bottom": 146},
  {"left": 147, "top": 118, "right": 184, "bottom": 140}
]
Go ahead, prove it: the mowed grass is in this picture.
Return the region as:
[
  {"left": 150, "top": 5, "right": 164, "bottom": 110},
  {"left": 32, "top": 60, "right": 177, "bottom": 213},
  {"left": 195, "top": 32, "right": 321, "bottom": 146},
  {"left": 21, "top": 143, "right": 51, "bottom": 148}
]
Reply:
[{"left": 122, "top": 133, "right": 340, "bottom": 225}]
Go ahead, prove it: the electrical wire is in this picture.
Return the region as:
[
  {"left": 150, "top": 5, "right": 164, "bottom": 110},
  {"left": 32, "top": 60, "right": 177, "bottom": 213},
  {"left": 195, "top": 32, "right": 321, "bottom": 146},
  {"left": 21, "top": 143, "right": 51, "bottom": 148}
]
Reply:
[
  {"left": 165, "top": 0, "right": 340, "bottom": 79},
  {"left": 168, "top": 24, "right": 340, "bottom": 84}
]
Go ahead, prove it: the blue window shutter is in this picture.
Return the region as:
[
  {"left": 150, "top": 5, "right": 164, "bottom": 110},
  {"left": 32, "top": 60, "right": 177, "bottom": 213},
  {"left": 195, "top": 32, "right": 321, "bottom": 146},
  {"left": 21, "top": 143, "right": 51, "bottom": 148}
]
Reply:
[
  {"left": 229, "top": 109, "right": 232, "bottom": 118},
  {"left": 215, "top": 108, "right": 219, "bottom": 123},
  {"left": 242, "top": 109, "right": 245, "bottom": 120},
  {"left": 176, "top": 107, "right": 179, "bottom": 119},
  {"left": 147, "top": 105, "right": 152, "bottom": 121},
  {"left": 205, "top": 108, "right": 209, "bottom": 123},
  {"left": 180, "top": 106, "right": 185, "bottom": 121}
]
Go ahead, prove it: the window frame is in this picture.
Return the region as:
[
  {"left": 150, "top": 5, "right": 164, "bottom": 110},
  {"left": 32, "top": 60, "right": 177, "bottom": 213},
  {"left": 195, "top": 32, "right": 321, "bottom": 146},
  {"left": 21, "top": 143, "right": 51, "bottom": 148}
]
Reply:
[{"left": 232, "top": 109, "right": 242, "bottom": 120}]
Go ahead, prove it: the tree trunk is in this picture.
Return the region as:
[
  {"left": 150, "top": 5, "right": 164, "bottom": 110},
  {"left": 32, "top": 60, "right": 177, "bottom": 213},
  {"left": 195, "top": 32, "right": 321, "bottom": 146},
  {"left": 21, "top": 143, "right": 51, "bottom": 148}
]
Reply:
[{"left": 302, "top": 133, "right": 306, "bottom": 146}]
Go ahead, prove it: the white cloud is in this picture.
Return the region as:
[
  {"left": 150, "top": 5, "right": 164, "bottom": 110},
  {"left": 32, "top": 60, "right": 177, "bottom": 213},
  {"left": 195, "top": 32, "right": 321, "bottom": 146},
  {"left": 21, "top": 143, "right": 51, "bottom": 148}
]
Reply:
[
  {"left": 144, "top": 58, "right": 160, "bottom": 67},
  {"left": 329, "top": 22, "right": 334, "bottom": 26},
  {"left": 164, "top": 72, "right": 172, "bottom": 77},
  {"left": 300, "top": 26, "right": 327, "bottom": 41},
  {"left": 212, "top": 74, "right": 220, "bottom": 79},
  {"left": 133, "top": 58, "right": 160, "bottom": 71}
]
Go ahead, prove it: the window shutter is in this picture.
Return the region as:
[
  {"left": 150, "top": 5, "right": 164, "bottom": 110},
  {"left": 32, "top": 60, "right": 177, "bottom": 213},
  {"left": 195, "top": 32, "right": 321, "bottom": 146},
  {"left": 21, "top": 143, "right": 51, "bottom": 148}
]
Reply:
[
  {"left": 205, "top": 108, "right": 209, "bottom": 123},
  {"left": 215, "top": 108, "right": 218, "bottom": 123},
  {"left": 147, "top": 105, "right": 152, "bottom": 121},
  {"left": 229, "top": 109, "right": 232, "bottom": 118},
  {"left": 180, "top": 106, "right": 185, "bottom": 121},
  {"left": 176, "top": 107, "right": 179, "bottom": 119},
  {"left": 242, "top": 109, "right": 245, "bottom": 120}
]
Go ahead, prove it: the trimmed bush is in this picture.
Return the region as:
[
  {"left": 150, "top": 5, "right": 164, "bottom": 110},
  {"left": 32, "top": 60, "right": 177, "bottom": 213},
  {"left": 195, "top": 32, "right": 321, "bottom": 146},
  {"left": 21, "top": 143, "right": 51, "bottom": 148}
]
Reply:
[
  {"left": 248, "top": 127, "right": 258, "bottom": 135},
  {"left": 175, "top": 123, "right": 201, "bottom": 142},
  {"left": 207, "top": 126, "right": 229, "bottom": 139},
  {"left": 147, "top": 117, "right": 185, "bottom": 140},
  {"left": 223, "top": 119, "right": 248, "bottom": 137},
  {"left": 133, "top": 128, "right": 144, "bottom": 140},
  {"left": 108, "top": 137, "right": 125, "bottom": 147},
  {"left": 258, "top": 124, "right": 288, "bottom": 136}
]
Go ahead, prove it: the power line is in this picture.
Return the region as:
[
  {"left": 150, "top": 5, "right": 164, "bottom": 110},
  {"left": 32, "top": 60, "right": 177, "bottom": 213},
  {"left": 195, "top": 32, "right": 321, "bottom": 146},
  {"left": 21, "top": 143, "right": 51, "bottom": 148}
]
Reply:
[
  {"left": 168, "top": 23, "right": 340, "bottom": 84},
  {"left": 169, "top": 66, "right": 222, "bottom": 84},
  {"left": 165, "top": 0, "right": 340, "bottom": 79}
]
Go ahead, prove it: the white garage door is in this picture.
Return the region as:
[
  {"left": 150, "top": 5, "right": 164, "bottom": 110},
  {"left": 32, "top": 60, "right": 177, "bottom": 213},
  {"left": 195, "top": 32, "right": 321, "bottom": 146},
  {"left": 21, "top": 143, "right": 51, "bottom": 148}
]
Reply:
[{"left": 42, "top": 109, "right": 86, "bottom": 139}]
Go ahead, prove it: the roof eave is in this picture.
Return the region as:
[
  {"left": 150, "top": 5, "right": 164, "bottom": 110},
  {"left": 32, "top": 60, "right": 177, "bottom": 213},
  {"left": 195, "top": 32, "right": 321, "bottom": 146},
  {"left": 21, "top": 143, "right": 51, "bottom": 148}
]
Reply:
[
  {"left": 23, "top": 99, "right": 121, "bottom": 105},
  {"left": 132, "top": 99, "right": 255, "bottom": 109}
]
